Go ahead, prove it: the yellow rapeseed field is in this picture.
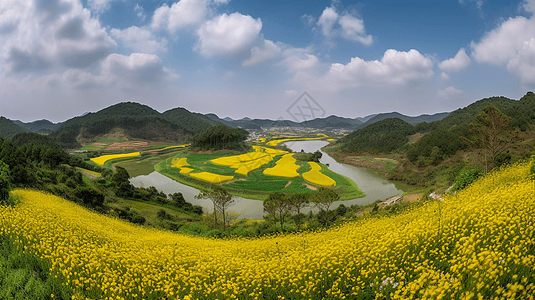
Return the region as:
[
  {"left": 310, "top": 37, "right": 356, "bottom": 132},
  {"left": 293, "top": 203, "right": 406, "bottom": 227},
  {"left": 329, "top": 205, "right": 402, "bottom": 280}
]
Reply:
[
  {"left": 90, "top": 152, "right": 141, "bottom": 165},
  {"left": 189, "top": 171, "right": 234, "bottom": 183},
  {"left": 2, "top": 161, "right": 535, "bottom": 299},
  {"left": 263, "top": 153, "right": 300, "bottom": 177},
  {"left": 302, "top": 162, "right": 336, "bottom": 186},
  {"left": 171, "top": 157, "right": 190, "bottom": 168},
  {"left": 210, "top": 147, "right": 285, "bottom": 176}
]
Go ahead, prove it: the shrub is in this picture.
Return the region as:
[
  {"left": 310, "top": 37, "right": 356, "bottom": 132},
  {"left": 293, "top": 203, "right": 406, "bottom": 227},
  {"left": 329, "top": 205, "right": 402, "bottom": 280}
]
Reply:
[{"left": 452, "top": 167, "right": 483, "bottom": 191}]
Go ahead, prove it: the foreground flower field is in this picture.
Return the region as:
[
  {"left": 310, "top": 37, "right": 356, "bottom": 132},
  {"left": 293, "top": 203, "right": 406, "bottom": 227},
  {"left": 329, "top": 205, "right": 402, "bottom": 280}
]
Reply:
[{"left": 1, "top": 161, "right": 535, "bottom": 299}]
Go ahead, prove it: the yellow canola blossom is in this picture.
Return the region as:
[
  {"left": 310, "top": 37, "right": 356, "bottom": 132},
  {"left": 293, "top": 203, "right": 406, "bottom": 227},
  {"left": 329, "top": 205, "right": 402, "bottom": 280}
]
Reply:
[
  {"left": 171, "top": 157, "right": 190, "bottom": 168},
  {"left": 179, "top": 167, "right": 194, "bottom": 174},
  {"left": 302, "top": 162, "right": 336, "bottom": 186},
  {"left": 2, "top": 161, "right": 535, "bottom": 299},
  {"left": 263, "top": 153, "right": 300, "bottom": 177},
  {"left": 190, "top": 172, "right": 233, "bottom": 183},
  {"left": 234, "top": 155, "right": 273, "bottom": 176},
  {"left": 90, "top": 152, "right": 140, "bottom": 165},
  {"left": 161, "top": 144, "right": 190, "bottom": 150},
  {"left": 211, "top": 152, "right": 269, "bottom": 166}
]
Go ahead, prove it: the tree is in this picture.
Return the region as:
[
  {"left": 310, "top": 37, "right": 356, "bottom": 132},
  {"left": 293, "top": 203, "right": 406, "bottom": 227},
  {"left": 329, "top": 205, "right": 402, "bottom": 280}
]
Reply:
[
  {"left": 170, "top": 192, "right": 186, "bottom": 208},
  {"left": 0, "top": 162, "right": 11, "bottom": 202},
  {"left": 288, "top": 193, "right": 309, "bottom": 229},
  {"left": 264, "top": 192, "right": 290, "bottom": 230},
  {"left": 313, "top": 188, "right": 339, "bottom": 211},
  {"left": 195, "top": 187, "right": 234, "bottom": 230},
  {"left": 466, "top": 106, "right": 520, "bottom": 172}
]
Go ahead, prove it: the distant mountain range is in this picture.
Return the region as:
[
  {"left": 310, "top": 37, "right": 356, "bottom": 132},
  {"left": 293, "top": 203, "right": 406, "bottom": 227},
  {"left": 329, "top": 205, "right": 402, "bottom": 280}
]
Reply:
[
  {"left": 206, "top": 111, "right": 449, "bottom": 130},
  {"left": 1, "top": 102, "right": 449, "bottom": 145},
  {"left": 13, "top": 119, "right": 64, "bottom": 134}
]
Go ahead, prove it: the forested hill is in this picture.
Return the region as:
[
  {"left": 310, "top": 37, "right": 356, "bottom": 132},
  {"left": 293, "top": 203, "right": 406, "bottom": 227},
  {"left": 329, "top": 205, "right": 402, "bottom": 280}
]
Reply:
[
  {"left": 338, "top": 118, "right": 416, "bottom": 153},
  {"left": 336, "top": 92, "right": 535, "bottom": 166},
  {"left": 12, "top": 119, "right": 63, "bottom": 134},
  {"left": 52, "top": 102, "right": 223, "bottom": 149},
  {"left": 355, "top": 112, "right": 450, "bottom": 130},
  {"left": 0, "top": 117, "right": 28, "bottom": 138},
  {"left": 162, "top": 107, "right": 222, "bottom": 133}
]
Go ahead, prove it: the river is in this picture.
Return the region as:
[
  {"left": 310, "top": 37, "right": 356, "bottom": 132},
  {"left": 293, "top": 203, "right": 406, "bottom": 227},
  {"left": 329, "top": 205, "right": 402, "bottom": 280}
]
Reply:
[{"left": 129, "top": 140, "right": 403, "bottom": 220}]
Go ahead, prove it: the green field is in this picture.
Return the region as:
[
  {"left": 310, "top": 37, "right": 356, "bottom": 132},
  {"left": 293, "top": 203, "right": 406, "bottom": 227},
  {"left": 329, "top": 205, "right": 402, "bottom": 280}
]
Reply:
[{"left": 155, "top": 149, "right": 365, "bottom": 200}]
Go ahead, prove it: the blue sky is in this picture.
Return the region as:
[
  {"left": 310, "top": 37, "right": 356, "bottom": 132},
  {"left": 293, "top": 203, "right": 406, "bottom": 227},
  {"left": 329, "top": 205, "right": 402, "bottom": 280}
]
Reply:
[{"left": 1, "top": 0, "right": 535, "bottom": 122}]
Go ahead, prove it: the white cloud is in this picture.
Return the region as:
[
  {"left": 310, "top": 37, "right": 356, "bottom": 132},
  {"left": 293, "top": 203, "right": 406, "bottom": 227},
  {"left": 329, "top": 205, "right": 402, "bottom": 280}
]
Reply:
[
  {"left": 243, "top": 39, "right": 280, "bottom": 66},
  {"left": 321, "top": 49, "right": 434, "bottom": 90},
  {"left": 151, "top": 0, "right": 209, "bottom": 33},
  {"left": 281, "top": 47, "right": 320, "bottom": 73},
  {"left": 437, "top": 86, "right": 462, "bottom": 99},
  {"left": 317, "top": 6, "right": 338, "bottom": 38},
  {"left": 88, "top": 0, "right": 117, "bottom": 13},
  {"left": 506, "top": 38, "right": 535, "bottom": 84},
  {"left": 440, "top": 72, "right": 450, "bottom": 80},
  {"left": 110, "top": 26, "right": 167, "bottom": 54},
  {"left": 44, "top": 53, "right": 177, "bottom": 89},
  {"left": 470, "top": 13, "right": 535, "bottom": 84},
  {"left": 196, "top": 13, "right": 262, "bottom": 57},
  {"left": 1, "top": 0, "right": 116, "bottom": 74},
  {"left": 471, "top": 16, "right": 535, "bottom": 64},
  {"left": 524, "top": 0, "right": 535, "bottom": 13},
  {"left": 339, "top": 14, "right": 373, "bottom": 46},
  {"left": 439, "top": 48, "right": 470, "bottom": 72},
  {"left": 301, "top": 14, "right": 315, "bottom": 26},
  {"left": 315, "top": 5, "right": 373, "bottom": 46},
  {"left": 100, "top": 53, "right": 177, "bottom": 85},
  {"left": 134, "top": 4, "right": 146, "bottom": 21}
]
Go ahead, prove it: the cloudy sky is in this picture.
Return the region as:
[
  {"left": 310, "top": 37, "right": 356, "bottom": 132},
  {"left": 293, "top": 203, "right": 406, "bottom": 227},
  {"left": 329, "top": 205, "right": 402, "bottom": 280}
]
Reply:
[{"left": 1, "top": 0, "right": 535, "bottom": 123}]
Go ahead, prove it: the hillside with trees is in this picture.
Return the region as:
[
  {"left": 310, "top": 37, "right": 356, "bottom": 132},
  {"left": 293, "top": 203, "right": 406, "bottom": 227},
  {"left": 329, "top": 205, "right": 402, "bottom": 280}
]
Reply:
[
  {"left": 333, "top": 92, "right": 535, "bottom": 188},
  {"left": 190, "top": 124, "right": 249, "bottom": 151},
  {"left": 162, "top": 107, "right": 222, "bottom": 134},
  {"left": 338, "top": 118, "right": 416, "bottom": 153},
  {"left": 0, "top": 117, "right": 27, "bottom": 138},
  {"left": 51, "top": 102, "right": 222, "bottom": 149}
]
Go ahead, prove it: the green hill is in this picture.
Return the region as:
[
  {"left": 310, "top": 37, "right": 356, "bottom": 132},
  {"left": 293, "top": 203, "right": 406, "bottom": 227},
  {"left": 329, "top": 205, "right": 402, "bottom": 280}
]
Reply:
[
  {"left": 162, "top": 107, "right": 222, "bottom": 134},
  {"left": 0, "top": 117, "right": 28, "bottom": 138},
  {"left": 336, "top": 91, "right": 535, "bottom": 166},
  {"left": 52, "top": 102, "right": 202, "bottom": 149},
  {"left": 338, "top": 118, "right": 415, "bottom": 153}
]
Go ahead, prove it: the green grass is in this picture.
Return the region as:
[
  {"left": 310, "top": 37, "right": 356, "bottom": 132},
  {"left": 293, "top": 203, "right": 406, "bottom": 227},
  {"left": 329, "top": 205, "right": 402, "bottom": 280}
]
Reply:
[{"left": 0, "top": 235, "right": 71, "bottom": 300}]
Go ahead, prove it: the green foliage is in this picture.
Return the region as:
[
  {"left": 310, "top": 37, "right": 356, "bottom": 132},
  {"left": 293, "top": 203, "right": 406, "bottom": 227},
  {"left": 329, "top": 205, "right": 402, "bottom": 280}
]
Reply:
[
  {"left": 312, "top": 187, "right": 340, "bottom": 211},
  {"left": 452, "top": 167, "right": 483, "bottom": 191},
  {"left": 75, "top": 187, "right": 105, "bottom": 208},
  {"left": 0, "top": 236, "right": 70, "bottom": 299},
  {"left": 0, "top": 162, "right": 12, "bottom": 203},
  {"left": 294, "top": 150, "right": 322, "bottom": 162},
  {"left": 339, "top": 118, "right": 415, "bottom": 153},
  {"left": 190, "top": 125, "right": 248, "bottom": 151}
]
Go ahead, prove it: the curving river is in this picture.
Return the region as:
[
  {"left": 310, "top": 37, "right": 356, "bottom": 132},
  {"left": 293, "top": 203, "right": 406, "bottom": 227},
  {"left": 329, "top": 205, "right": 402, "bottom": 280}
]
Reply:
[{"left": 129, "top": 140, "right": 403, "bottom": 220}]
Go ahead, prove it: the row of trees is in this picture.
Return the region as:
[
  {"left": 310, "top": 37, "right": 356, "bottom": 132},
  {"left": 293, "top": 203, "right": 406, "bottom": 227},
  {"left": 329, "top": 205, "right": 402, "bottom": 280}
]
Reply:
[{"left": 263, "top": 188, "right": 340, "bottom": 230}]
